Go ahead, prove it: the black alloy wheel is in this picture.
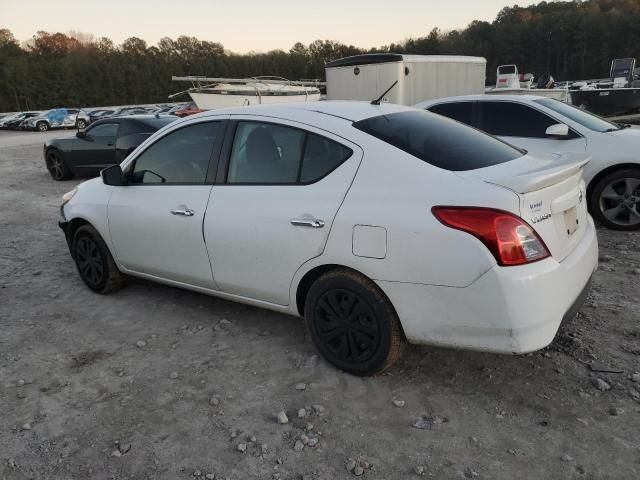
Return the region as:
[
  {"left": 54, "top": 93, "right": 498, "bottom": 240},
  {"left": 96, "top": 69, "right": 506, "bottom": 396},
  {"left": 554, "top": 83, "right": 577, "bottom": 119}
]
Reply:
[
  {"left": 75, "top": 235, "right": 105, "bottom": 289},
  {"left": 313, "top": 288, "right": 380, "bottom": 365},
  {"left": 305, "top": 269, "right": 405, "bottom": 376},
  {"left": 72, "top": 225, "right": 125, "bottom": 294},
  {"left": 46, "top": 149, "right": 72, "bottom": 180}
]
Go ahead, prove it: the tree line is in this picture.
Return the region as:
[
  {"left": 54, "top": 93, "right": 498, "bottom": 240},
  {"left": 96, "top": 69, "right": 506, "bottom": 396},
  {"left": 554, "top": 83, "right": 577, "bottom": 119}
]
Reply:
[{"left": 2, "top": 0, "right": 640, "bottom": 111}]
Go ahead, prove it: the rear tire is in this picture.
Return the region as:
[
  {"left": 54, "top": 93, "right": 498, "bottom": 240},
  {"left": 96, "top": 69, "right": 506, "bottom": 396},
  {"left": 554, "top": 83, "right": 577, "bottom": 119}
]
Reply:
[
  {"left": 72, "top": 225, "right": 125, "bottom": 294},
  {"left": 46, "top": 149, "right": 73, "bottom": 181},
  {"left": 304, "top": 269, "right": 406, "bottom": 376},
  {"left": 590, "top": 168, "right": 640, "bottom": 230},
  {"left": 37, "top": 121, "right": 49, "bottom": 132},
  {"left": 76, "top": 119, "right": 87, "bottom": 129}
]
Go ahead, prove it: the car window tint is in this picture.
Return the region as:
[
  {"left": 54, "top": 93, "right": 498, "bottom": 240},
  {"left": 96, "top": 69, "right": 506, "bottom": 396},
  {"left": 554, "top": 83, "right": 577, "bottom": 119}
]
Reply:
[
  {"left": 429, "top": 102, "right": 474, "bottom": 126},
  {"left": 300, "top": 133, "right": 352, "bottom": 183},
  {"left": 353, "top": 110, "right": 523, "bottom": 171},
  {"left": 227, "top": 122, "right": 305, "bottom": 184},
  {"left": 130, "top": 122, "right": 221, "bottom": 184},
  {"left": 88, "top": 123, "right": 118, "bottom": 137},
  {"left": 480, "top": 102, "right": 556, "bottom": 137}
]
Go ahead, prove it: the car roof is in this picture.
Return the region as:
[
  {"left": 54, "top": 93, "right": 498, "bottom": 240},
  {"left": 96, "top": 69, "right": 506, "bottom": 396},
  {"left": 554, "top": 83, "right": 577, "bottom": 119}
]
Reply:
[
  {"left": 190, "top": 101, "right": 416, "bottom": 124},
  {"left": 416, "top": 94, "right": 547, "bottom": 107}
]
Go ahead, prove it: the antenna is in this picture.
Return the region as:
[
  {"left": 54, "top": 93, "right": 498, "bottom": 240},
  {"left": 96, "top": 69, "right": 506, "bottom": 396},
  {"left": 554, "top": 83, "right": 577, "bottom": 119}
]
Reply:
[{"left": 371, "top": 81, "right": 398, "bottom": 105}]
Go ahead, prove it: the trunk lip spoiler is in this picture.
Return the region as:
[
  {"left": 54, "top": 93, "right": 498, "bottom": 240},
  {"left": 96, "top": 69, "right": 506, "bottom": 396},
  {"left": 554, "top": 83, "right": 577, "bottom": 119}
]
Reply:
[{"left": 455, "top": 152, "right": 590, "bottom": 194}]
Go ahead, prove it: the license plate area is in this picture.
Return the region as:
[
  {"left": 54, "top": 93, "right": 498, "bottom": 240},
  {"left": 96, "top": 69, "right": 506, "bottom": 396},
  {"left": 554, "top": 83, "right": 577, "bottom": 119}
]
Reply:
[{"left": 563, "top": 207, "right": 578, "bottom": 236}]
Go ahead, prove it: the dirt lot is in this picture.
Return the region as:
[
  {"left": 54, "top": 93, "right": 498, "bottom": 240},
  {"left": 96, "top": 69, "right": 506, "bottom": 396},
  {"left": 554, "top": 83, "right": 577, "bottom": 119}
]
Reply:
[{"left": 1, "top": 129, "right": 639, "bottom": 480}]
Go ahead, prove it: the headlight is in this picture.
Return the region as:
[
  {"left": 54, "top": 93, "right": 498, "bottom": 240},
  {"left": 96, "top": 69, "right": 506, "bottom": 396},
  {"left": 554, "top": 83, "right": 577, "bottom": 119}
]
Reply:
[{"left": 62, "top": 187, "right": 78, "bottom": 205}]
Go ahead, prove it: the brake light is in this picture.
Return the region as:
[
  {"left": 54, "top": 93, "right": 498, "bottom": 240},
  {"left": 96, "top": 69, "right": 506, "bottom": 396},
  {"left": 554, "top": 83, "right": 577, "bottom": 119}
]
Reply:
[{"left": 432, "top": 207, "right": 550, "bottom": 266}]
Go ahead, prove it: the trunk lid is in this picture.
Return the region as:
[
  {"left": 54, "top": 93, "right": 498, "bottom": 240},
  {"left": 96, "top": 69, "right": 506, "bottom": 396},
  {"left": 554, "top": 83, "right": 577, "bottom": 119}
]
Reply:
[{"left": 456, "top": 152, "right": 590, "bottom": 261}]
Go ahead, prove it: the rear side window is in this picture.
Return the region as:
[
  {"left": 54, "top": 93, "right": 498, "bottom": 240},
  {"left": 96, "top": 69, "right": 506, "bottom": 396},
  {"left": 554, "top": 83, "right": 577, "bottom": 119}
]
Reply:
[
  {"left": 353, "top": 110, "right": 523, "bottom": 171},
  {"left": 227, "top": 121, "right": 352, "bottom": 184},
  {"left": 428, "top": 102, "right": 474, "bottom": 126},
  {"left": 480, "top": 102, "right": 557, "bottom": 138}
]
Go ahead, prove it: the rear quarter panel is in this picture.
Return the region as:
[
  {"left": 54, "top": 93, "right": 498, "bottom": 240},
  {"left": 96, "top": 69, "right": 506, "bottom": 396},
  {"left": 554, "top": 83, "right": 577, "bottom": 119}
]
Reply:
[{"left": 290, "top": 137, "right": 522, "bottom": 308}]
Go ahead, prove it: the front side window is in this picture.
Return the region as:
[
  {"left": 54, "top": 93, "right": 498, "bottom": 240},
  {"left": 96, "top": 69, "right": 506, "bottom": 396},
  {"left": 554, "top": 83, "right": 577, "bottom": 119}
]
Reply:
[
  {"left": 87, "top": 123, "right": 118, "bottom": 137},
  {"left": 429, "top": 102, "right": 474, "bottom": 126},
  {"left": 480, "top": 102, "right": 557, "bottom": 138},
  {"left": 353, "top": 110, "right": 523, "bottom": 172},
  {"left": 130, "top": 122, "right": 221, "bottom": 184},
  {"left": 533, "top": 98, "right": 618, "bottom": 132},
  {"left": 227, "top": 121, "right": 352, "bottom": 184}
]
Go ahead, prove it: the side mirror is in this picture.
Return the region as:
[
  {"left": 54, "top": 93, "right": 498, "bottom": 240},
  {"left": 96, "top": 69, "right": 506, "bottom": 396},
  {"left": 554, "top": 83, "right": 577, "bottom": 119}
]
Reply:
[
  {"left": 545, "top": 123, "right": 570, "bottom": 138},
  {"left": 101, "top": 164, "right": 125, "bottom": 186}
]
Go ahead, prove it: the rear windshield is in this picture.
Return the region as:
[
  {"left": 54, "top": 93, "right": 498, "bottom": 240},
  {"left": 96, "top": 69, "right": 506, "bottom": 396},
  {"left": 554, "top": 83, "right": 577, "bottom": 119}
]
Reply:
[{"left": 353, "top": 110, "right": 523, "bottom": 171}]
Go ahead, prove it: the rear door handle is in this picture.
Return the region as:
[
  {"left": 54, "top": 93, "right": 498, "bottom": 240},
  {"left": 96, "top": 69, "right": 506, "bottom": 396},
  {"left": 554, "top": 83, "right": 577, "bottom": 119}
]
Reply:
[
  {"left": 171, "top": 208, "right": 195, "bottom": 217},
  {"left": 107, "top": 142, "right": 114, "bottom": 146},
  {"left": 291, "top": 218, "right": 325, "bottom": 228}
]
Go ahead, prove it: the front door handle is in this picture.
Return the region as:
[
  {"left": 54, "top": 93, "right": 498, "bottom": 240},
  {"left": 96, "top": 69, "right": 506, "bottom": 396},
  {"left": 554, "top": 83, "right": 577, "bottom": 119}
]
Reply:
[
  {"left": 291, "top": 218, "right": 325, "bottom": 228},
  {"left": 171, "top": 208, "right": 195, "bottom": 217}
]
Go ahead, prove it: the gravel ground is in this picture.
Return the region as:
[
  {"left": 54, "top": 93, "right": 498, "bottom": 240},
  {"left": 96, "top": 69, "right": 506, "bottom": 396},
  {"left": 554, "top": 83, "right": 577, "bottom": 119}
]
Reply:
[{"left": 1, "top": 129, "right": 639, "bottom": 480}]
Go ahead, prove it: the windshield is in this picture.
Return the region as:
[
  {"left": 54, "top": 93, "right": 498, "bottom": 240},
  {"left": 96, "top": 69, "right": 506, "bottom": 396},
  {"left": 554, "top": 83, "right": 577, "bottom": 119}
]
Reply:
[
  {"left": 353, "top": 110, "right": 524, "bottom": 172},
  {"left": 534, "top": 98, "right": 619, "bottom": 132}
]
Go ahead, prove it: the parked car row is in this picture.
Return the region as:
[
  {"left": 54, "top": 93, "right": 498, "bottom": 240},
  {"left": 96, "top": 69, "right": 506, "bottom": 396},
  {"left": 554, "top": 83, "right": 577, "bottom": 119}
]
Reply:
[{"left": 0, "top": 102, "right": 201, "bottom": 132}]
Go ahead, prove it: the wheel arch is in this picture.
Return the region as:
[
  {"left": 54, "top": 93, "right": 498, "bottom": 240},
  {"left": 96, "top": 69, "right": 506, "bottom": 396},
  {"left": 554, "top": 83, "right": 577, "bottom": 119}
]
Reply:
[
  {"left": 587, "top": 162, "right": 640, "bottom": 207},
  {"left": 294, "top": 263, "right": 390, "bottom": 317}
]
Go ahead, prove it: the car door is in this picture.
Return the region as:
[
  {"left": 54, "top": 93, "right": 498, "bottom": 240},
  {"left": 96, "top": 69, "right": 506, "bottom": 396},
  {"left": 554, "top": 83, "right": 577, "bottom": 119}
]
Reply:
[
  {"left": 108, "top": 120, "right": 225, "bottom": 288},
  {"left": 477, "top": 101, "right": 587, "bottom": 153},
  {"left": 203, "top": 117, "right": 362, "bottom": 306},
  {"left": 72, "top": 122, "right": 120, "bottom": 173}
]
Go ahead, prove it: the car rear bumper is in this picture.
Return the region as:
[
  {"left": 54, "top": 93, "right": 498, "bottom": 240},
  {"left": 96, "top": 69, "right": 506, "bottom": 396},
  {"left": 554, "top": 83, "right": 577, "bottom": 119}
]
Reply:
[{"left": 377, "top": 216, "right": 598, "bottom": 354}]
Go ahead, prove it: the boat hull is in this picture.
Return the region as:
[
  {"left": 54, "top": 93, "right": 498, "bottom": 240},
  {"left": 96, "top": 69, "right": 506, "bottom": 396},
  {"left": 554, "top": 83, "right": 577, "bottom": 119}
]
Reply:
[
  {"left": 189, "top": 92, "right": 321, "bottom": 110},
  {"left": 570, "top": 88, "right": 640, "bottom": 116}
]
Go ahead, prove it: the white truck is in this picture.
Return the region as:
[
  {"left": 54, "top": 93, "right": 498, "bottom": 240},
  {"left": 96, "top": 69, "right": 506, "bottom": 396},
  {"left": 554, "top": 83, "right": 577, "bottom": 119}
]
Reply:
[{"left": 325, "top": 54, "right": 487, "bottom": 105}]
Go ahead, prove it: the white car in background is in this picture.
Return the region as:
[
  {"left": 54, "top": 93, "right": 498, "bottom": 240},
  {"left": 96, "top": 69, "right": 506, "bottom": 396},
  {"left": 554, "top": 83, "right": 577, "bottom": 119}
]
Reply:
[
  {"left": 415, "top": 94, "right": 640, "bottom": 230},
  {"left": 59, "top": 102, "right": 597, "bottom": 375}
]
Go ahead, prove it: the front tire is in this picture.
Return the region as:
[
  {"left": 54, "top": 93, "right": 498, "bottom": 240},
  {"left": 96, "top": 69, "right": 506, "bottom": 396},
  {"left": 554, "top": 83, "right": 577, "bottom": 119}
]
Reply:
[
  {"left": 36, "top": 121, "right": 49, "bottom": 132},
  {"left": 76, "top": 119, "right": 87, "bottom": 129},
  {"left": 590, "top": 169, "right": 640, "bottom": 230},
  {"left": 46, "top": 149, "right": 73, "bottom": 181},
  {"left": 304, "top": 269, "right": 406, "bottom": 376},
  {"left": 72, "top": 225, "right": 125, "bottom": 294}
]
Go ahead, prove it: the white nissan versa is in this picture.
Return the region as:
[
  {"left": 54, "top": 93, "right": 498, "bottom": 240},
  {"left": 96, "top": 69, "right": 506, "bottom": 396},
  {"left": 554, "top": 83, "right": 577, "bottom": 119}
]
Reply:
[{"left": 59, "top": 102, "right": 598, "bottom": 375}]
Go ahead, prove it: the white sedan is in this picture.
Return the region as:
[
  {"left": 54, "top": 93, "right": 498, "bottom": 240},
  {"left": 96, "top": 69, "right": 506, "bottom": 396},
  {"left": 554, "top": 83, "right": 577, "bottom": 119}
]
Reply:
[
  {"left": 59, "top": 102, "right": 598, "bottom": 375},
  {"left": 415, "top": 94, "right": 640, "bottom": 230}
]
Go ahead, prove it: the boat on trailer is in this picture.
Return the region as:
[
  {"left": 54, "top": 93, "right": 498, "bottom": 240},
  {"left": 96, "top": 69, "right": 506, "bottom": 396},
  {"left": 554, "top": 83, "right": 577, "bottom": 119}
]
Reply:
[
  {"left": 486, "top": 64, "right": 570, "bottom": 102},
  {"left": 569, "top": 58, "right": 640, "bottom": 116},
  {"left": 170, "top": 76, "right": 323, "bottom": 110}
]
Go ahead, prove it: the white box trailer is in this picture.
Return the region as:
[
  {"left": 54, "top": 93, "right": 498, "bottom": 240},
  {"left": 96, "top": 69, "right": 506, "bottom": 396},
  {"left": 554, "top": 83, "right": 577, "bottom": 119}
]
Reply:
[{"left": 325, "top": 54, "right": 487, "bottom": 105}]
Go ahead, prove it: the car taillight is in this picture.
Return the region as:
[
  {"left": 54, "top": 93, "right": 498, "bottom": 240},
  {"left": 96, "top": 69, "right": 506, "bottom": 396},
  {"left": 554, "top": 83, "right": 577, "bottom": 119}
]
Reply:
[{"left": 432, "top": 207, "right": 550, "bottom": 266}]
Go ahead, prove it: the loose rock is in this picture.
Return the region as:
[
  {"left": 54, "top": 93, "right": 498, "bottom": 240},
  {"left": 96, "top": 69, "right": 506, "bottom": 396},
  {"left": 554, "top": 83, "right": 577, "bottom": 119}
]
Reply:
[
  {"left": 392, "top": 400, "right": 406, "bottom": 408},
  {"left": 135, "top": 340, "right": 146, "bottom": 348},
  {"left": 16, "top": 379, "right": 25, "bottom": 387},
  {"left": 631, "top": 373, "right": 640, "bottom": 383},
  {"left": 209, "top": 396, "right": 220, "bottom": 406},
  {"left": 608, "top": 406, "right": 624, "bottom": 416},
  {"left": 20, "top": 422, "right": 31, "bottom": 431},
  {"left": 346, "top": 459, "right": 357, "bottom": 473},
  {"left": 293, "top": 440, "right": 305, "bottom": 451},
  {"left": 297, "top": 408, "right": 307, "bottom": 418},
  {"left": 169, "top": 371, "right": 179, "bottom": 380},
  {"left": 414, "top": 465, "right": 425, "bottom": 475},
  {"left": 237, "top": 443, "right": 247, "bottom": 453},
  {"left": 295, "top": 383, "right": 307, "bottom": 391},
  {"left": 592, "top": 378, "right": 611, "bottom": 392},
  {"left": 561, "top": 454, "right": 573, "bottom": 462},
  {"left": 205, "top": 474, "right": 215, "bottom": 480},
  {"left": 308, "top": 437, "right": 319, "bottom": 447},
  {"left": 276, "top": 411, "right": 289, "bottom": 424}
]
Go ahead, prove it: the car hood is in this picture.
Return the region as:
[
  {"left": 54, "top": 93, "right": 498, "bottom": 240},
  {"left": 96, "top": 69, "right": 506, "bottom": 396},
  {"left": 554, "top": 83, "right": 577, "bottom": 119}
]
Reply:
[{"left": 606, "top": 125, "right": 640, "bottom": 139}]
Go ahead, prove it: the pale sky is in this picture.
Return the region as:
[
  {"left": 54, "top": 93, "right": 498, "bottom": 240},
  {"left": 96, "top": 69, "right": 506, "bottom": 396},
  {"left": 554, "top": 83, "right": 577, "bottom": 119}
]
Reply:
[{"left": 1, "top": 0, "right": 554, "bottom": 53}]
